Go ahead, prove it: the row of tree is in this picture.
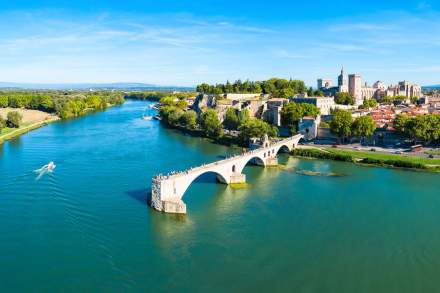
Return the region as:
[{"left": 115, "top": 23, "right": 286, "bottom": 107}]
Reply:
[
  {"left": 124, "top": 91, "right": 196, "bottom": 101},
  {"left": 330, "top": 110, "right": 376, "bottom": 142},
  {"left": 0, "top": 91, "right": 125, "bottom": 119},
  {"left": 394, "top": 114, "right": 440, "bottom": 144},
  {"left": 196, "top": 78, "right": 308, "bottom": 99}
]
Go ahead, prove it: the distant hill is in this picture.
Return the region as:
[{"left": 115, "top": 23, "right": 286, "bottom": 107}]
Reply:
[
  {"left": 423, "top": 84, "right": 440, "bottom": 89},
  {"left": 0, "top": 82, "right": 195, "bottom": 91}
]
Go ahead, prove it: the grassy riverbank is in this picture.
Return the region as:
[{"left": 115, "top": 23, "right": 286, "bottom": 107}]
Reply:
[
  {"left": 0, "top": 116, "right": 60, "bottom": 144},
  {"left": 292, "top": 147, "right": 440, "bottom": 172}
]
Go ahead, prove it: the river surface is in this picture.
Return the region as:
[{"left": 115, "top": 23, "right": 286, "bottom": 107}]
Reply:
[{"left": 1, "top": 100, "right": 440, "bottom": 292}]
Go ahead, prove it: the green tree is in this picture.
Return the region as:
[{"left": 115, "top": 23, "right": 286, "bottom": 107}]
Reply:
[
  {"left": 238, "top": 109, "right": 250, "bottom": 125},
  {"left": 176, "top": 100, "right": 188, "bottom": 110},
  {"left": 394, "top": 95, "right": 407, "bottom": 101},
  {"left": 352, "top": 115, "right": 376, "bottom": 142},
  {"left": 281, "top": 102, "right": 320, "bottom": 132},
  {"left": 196, "top": 83, "right": 211, "bottom": 94},
  {"left": 223, "top": 108, "right": 240, "bottom": 130},
  {"left": 314, "top": 90, "right": 324, "bottom": 97},
  {"left": 0, "top": 116, "right": 5, "bottom": 133},
  {"left": 159, "top": 105, "right": 182, "bottom": 126},
  {"left": 330, "top": 110, "right": 352, "bottom": 141},
  {"left": 410, "top": 115, "right": 440, "bottom": 143},
  {"left": 86, "top": 95, "right": 105, "bottom": 110},
  {"left": 393, "top": 114, "right": 409, "bottom": 134},
  {"left": 159, "top": 96, "right": 177, "bottom": 107},
  {"left": 302, "top": 103, "right": 320, "bottom": 117},
  {"left": 383, "top": 96, "right": 394, "bottom": 104},
  {"left": 0, "top": 96, "right": 8, "bottom": 108},
  {"left": 179, "top": 110, "right": 198, "bottom": 129},
  {"left": 58, "top": 100, "right": 86, "bottom": 119},
  {"left": 362, "top": 99, "right": 377, "bottom": 108},
  {"left": 335, "top": 92, "right": 355, "bottom": 105},
  {"left": 195, "top": 78, "right": 306, "bottom": 96},
  {"left": 7, "top": 111, "right": 23, "bottom": 128},
  {"left": 38, "top": 95, "right": 55, "bottom": 112},
  {"left": 238, "top": 118, "right": 278, "bottom": 144},
  {"left": 199, "top": 109, "right": 223, "bottom": 138}
]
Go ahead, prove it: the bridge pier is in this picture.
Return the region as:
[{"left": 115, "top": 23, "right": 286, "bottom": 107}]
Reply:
[
  {"left": 230, "top": 172, "right": 246, "bottom": 184},
  {"left": 162, "top": 200, "right": 187, "bottom": 214},
  {"left": 150, "top": 134, "right": 304, "bottom": 214},
  {"left": 265, "top": 157, "right": 278, "bottom": 166}
]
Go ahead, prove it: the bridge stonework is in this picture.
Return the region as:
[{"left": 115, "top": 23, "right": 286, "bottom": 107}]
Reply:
[{"left": 151, "top": 134, "right": 303, "bottom": 214}]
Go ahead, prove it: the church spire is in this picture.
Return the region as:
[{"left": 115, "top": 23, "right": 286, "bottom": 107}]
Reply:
[{"left": 338, "top": 65, "right": 346, "bottom": 87}]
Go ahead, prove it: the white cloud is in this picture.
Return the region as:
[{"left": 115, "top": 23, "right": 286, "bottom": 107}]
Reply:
[{"left": 273, "top": 49, "right": 312, "bottom": 59}]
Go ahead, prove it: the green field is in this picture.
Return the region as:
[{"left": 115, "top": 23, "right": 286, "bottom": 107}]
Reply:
[
  {"left": 324, "top": 148, "right": 440, "bottom": 166},
  {"left": 292, "top": 147, "right": 440, "bottom": 171},
  {"left": 425, "top": 149, "right": 440, "bottom": 156},
  {"left": 0, "top": 118, "right": 59, "bottom": 144}
]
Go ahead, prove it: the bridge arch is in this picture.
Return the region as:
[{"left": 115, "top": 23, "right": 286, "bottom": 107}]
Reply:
[
  {"left": 151, "top": 134, "right": 304, "bottom": 214},
  {"left": 237, "top": 155, "right": 266, "bottom": 174},
  {"left": 178, "top": 170, "right": 229, "bottom": 202},
  {"left": 276, "top": 144, "right": 291, "bottom": 154}
]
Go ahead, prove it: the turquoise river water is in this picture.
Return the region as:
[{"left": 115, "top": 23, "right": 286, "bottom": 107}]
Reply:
[{"left": 1, "top": 100, "right": 440, "bottom": 292}]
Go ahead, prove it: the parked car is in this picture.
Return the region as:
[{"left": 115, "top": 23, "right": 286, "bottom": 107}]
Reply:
[
  {"left": 370, "top": 148, "right": 376, "bottom": 152},
  {"left": 332, "top": 144, "right": 338, "bottom": 148},
  {"left": 394, "top": 151, "right": 402, "bottom": 154},
  {"left": 428, "top": 154, "right": 434, "bottom": 159}
]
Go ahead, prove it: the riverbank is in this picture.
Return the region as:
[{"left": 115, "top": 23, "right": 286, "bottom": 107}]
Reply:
[
  {"left": 292, "top": 146, "right": 440, "bottom": 172},
  {"left": 161, "top": 119, "right": 440, "bottom": 172},
  {"left": 0, "top": 107, "right": 61, "bottom": 144},
  {"left": 0, "top": 116, "right": 60, "bottom": 144},
  {"left": 0, "top": 102, "right": 125, "bottom": 144}
]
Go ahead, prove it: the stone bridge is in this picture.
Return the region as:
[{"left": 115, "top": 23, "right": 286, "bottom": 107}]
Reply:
[{"left": 151, "top": 134, "right": 303, "bottom": 214}]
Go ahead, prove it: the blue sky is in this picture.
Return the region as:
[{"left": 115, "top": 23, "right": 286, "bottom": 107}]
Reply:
[{"left": 1, "top": 0, "right": 440, "bottom": 87}]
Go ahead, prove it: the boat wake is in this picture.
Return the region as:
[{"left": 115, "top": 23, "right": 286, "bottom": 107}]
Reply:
[{"left": 34, "top": 161, "right": 56, "bottom": 180}]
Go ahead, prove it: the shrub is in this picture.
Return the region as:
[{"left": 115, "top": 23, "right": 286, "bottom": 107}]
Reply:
[
  {"left": 291, "top": 148, "right": 354, "bottom": 162},
  {"left": 7, "top": 111, "right": 23, "bottom": 128}
]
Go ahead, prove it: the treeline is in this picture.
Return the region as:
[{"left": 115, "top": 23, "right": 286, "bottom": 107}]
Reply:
[
  {"left": 0, "top": 91, "right": 125, "bottom": 119},
  {"left": 394, "top": 114, "right": 440, "bottom": 144},
  {"left": 329, "top": 110, "right": 376, "bottom": 142},
  {"left": 196, "top": 78, "right": 307, "bottom": 99},
  {"left": 159, "top": 97, "right": 278, "bottom": 145},
  {"left": 124, "top": 91, "right": 196, "bottom": 101},
  {"left": 291, "top": 148, "right": 431, "bottom": 170}
]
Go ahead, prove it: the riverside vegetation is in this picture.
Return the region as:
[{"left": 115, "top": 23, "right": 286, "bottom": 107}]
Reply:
[
  {"left": 158, "top": 95, "right": 280, "bottom": 146},
  {"left": 0, "top": 90, "right": 125, "bottom": 119},
  {"left": 0, "top": 90, "right": 125, "bottom": 142},
  {"left": 156, "top": 89, "right": 323, "bottom": 147},
  {"left": 291, "top": 148, "right": 440, "bottom": 172}
]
